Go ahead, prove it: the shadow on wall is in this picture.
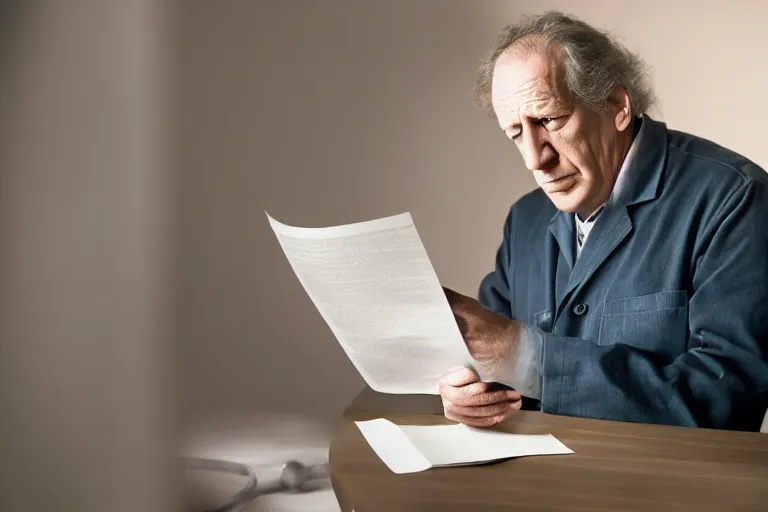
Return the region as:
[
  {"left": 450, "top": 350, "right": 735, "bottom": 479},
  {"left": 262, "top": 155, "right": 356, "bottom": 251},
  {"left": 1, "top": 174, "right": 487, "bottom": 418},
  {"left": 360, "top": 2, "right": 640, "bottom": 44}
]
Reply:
[{"left": 0, "top": 1, "right": 24, "bottom": 55}]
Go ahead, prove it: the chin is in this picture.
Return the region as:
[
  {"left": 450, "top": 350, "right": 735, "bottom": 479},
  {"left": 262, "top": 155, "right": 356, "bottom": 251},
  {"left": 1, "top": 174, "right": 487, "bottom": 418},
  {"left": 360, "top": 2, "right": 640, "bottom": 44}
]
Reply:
[{"left": 546, "top": 192, "right": 585, "bottom": 214}]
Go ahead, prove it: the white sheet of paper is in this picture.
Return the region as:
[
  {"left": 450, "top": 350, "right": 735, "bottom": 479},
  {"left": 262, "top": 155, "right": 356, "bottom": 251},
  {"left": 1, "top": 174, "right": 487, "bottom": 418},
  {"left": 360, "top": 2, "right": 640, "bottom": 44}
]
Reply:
[
  {"left": 267, "top": 212, "right": 477, "bottom": 394},
  {"left": 355, "top": 418, "right": 573, "bottom": 474}
]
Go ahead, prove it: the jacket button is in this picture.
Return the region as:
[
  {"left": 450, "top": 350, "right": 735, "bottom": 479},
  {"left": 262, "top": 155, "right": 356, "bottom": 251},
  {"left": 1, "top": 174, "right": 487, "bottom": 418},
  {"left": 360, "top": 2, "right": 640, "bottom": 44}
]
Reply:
[{"left": 573, "top": 303, "right": 588, "bottom": 316}]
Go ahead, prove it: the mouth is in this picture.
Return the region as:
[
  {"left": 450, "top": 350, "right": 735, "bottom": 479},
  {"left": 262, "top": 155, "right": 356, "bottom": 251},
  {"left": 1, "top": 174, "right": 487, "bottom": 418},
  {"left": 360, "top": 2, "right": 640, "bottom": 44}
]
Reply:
[
  {"left": 541, "top": 173, "right": 578, "bottom": 193},
  {"left": 543, "top": 173, "right": 577, "bottom": 185}
]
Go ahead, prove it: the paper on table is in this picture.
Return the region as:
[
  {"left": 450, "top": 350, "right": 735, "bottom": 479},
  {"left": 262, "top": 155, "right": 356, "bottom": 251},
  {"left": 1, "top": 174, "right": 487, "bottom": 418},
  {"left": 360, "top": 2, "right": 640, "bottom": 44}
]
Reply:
[
  {"left": 355, "top": 418, "right": 573, "bottom": 474},
  {"left": 266, "top": 212, "right": 477, "bottom": 394}
]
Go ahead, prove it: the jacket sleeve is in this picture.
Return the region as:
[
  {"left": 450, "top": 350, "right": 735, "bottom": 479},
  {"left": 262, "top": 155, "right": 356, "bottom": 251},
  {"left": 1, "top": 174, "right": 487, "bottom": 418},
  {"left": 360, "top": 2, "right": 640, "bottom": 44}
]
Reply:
[{"left": 541, "top": 178, "right": 768, "bottom": 431}]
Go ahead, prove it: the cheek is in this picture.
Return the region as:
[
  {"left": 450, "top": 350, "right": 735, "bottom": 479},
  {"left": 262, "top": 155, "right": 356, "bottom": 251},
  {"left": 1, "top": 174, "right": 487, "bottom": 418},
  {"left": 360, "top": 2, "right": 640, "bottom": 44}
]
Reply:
[
  {"left": 552, "top": 132, "right": 596, "bottom": 180},
  {"left": 549, "top": 136, "right": 580, "bottom": 173}
]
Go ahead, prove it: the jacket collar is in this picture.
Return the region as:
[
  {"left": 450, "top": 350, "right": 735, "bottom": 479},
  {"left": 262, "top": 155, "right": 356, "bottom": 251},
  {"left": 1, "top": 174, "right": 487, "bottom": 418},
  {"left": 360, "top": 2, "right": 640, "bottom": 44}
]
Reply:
[{"left": 606, "top": 114, "right": 667, "bottom": 209}]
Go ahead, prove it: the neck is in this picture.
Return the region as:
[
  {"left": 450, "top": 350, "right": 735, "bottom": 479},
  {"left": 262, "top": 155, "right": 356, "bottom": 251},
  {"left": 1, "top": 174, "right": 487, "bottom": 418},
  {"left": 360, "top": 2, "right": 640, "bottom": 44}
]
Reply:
[{"left": 576, "top": 205, "right": 602, "bottom": 222}]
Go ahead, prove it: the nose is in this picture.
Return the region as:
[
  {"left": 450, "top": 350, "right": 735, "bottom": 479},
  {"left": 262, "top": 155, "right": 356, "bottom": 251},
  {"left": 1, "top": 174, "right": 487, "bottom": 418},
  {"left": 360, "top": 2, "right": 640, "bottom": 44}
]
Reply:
[{"left": 520, "top": 129, "right": 556, "bottom": 172}]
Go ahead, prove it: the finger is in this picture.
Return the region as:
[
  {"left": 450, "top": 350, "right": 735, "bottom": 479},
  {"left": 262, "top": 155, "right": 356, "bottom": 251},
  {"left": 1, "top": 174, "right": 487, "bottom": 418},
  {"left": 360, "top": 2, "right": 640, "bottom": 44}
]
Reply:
[
  {"left": 443, "top": 398, "right": 522, "bottom": 418},
  {"left": 444, "top": 409, "right": 508, "bottom": 428},
  {"left": 439, "top": 367, "right": 482, "bottom": 388},
  {"left": 441, "top": 382, "right": 521, "bottom": 407},
  {"left": 440, "top": 376, "right": 522, "bottom": 407}
]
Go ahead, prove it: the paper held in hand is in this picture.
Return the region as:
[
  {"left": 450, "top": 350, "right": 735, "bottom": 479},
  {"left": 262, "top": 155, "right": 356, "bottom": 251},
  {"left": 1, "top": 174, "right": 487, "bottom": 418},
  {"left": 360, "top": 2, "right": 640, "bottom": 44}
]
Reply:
[{"left": 266, "top": 211, "right": 479, "bottom": 394}]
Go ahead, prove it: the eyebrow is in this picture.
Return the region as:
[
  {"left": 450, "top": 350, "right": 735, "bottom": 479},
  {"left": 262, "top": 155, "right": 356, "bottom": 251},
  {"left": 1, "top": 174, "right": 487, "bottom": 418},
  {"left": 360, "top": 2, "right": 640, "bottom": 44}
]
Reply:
[
  {"left": 529, "top": 98, "right": 564, "bottom": 117},
  {"left": 502, "top": 101, "right": 567, "bottom": 132}
]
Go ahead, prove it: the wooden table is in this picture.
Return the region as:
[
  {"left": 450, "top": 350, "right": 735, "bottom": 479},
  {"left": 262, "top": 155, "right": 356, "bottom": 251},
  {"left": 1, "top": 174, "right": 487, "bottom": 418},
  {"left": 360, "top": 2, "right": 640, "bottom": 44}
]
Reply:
[{"left": 329, "top": 387, "right": 768, "bottom": 511}]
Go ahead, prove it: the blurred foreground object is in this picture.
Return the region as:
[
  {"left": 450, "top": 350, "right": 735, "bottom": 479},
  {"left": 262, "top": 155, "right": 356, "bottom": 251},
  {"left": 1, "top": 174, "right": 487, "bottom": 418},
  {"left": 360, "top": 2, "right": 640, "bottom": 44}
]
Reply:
[
  {"left": 180, "top": 457, "right": 330, "bottom": 512},
  {"left": 0, "top": 1, "right": 175, "bottom": 511}
]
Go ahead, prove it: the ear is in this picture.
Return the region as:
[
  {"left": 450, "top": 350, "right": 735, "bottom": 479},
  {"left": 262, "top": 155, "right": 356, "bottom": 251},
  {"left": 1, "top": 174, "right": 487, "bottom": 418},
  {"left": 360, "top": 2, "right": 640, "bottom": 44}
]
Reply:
[{"left": 608, "top": 87, "right": 632, "bottom": 132}]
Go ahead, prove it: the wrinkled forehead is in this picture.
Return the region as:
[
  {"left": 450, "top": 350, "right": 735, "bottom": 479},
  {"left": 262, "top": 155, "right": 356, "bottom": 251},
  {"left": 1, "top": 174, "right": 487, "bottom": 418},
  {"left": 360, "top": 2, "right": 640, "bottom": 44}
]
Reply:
[{"left": 491, "top": 49, "right": 569, "bottom": 127}]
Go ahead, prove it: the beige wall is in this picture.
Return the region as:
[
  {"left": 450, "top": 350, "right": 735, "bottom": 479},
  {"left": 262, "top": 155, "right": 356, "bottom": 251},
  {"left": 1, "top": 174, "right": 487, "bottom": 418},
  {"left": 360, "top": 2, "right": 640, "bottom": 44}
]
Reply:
[
  {"left": 176, "top": 0, "right": 768, "bottom": 428},
  {"left": 175, "top": 0, "right": 526, "bottom": 425}
]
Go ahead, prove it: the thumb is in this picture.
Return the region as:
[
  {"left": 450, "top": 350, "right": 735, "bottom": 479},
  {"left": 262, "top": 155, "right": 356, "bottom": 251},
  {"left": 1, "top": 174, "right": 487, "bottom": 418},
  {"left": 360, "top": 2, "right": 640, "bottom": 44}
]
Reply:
[
  {"left": 441, "top": 366, "right": 482, "bottom": 387},
  {"left": 442, "top": 286, "right": 465, "bottom": 308}
]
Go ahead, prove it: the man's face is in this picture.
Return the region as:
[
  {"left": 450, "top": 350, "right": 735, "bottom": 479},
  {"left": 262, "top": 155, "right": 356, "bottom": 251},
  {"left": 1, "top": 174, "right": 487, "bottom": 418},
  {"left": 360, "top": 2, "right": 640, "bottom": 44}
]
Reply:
[{"left": 491, "top": 48, "right": 630, "bottom": 218}]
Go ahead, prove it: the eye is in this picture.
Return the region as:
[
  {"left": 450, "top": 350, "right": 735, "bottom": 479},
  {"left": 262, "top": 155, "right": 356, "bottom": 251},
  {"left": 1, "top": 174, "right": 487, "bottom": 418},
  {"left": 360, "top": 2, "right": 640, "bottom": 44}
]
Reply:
[{"left": 539, "top": 116, "right": 564, "bottom": 130}]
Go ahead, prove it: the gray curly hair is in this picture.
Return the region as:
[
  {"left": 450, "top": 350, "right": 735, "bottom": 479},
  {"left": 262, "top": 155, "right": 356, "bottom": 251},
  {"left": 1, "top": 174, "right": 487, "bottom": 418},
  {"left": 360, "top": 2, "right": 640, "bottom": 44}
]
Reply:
[{"left": 475, "top": 11, "right": 656, "bottom": 117}]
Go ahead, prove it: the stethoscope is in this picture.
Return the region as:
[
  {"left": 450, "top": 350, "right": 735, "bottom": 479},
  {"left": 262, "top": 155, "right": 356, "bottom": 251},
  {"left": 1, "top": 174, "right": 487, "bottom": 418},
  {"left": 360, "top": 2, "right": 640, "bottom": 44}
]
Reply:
[{"left": 180, "top": 456, "right": 329, "bottom": 512}]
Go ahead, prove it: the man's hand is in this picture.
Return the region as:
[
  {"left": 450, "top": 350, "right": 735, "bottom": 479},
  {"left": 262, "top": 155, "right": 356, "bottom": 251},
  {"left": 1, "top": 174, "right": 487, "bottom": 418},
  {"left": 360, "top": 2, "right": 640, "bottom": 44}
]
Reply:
[
  {"left": 439, "top": 367, "right": 522, "bottom": 427},
  {"left": 443, "top": 287, "right": 520, "bottom": 379},
  {"left": 438, "top": 287, "right": 524, "bottom": 427}
]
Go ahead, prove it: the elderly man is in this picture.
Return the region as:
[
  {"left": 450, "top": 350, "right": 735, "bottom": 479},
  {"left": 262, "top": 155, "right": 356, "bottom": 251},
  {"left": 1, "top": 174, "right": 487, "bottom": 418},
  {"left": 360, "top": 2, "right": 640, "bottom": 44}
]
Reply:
[{"left": 439, "top": 11, "right": 768, "bottom": 431}]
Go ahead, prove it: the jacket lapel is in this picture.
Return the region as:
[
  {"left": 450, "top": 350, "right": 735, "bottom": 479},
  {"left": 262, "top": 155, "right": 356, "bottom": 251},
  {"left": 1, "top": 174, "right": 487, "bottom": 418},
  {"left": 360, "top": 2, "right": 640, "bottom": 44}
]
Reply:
[
  {"left": 557, "top": 206, "right": 632, "bottom": 318},
  {"left": 547, "top": 211, "right": 575, "bottom": 308},
  {"left": 548, "top": 210, "right": 575, "bottom": 271}
]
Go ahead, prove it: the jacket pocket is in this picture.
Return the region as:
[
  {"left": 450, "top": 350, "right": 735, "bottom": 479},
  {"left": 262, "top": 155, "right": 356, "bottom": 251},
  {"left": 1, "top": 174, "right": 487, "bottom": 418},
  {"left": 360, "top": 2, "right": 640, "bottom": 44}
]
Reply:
[{"left": 598, "top": 290, "right": 688, "bottom": 357}]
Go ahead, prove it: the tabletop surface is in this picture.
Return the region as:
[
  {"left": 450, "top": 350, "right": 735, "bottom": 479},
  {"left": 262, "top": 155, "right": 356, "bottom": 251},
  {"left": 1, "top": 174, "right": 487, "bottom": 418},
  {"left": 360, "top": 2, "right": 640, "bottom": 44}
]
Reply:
[{"left": 329, "top": 387, "right": 768, "bottom": 512}]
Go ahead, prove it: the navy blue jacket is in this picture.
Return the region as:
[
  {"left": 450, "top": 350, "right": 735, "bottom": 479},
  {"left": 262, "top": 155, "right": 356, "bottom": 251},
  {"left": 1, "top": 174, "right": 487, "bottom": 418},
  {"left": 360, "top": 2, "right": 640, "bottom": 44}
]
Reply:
[{"left": 478, "top": 116, "right": 768, "bottom": 431}]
